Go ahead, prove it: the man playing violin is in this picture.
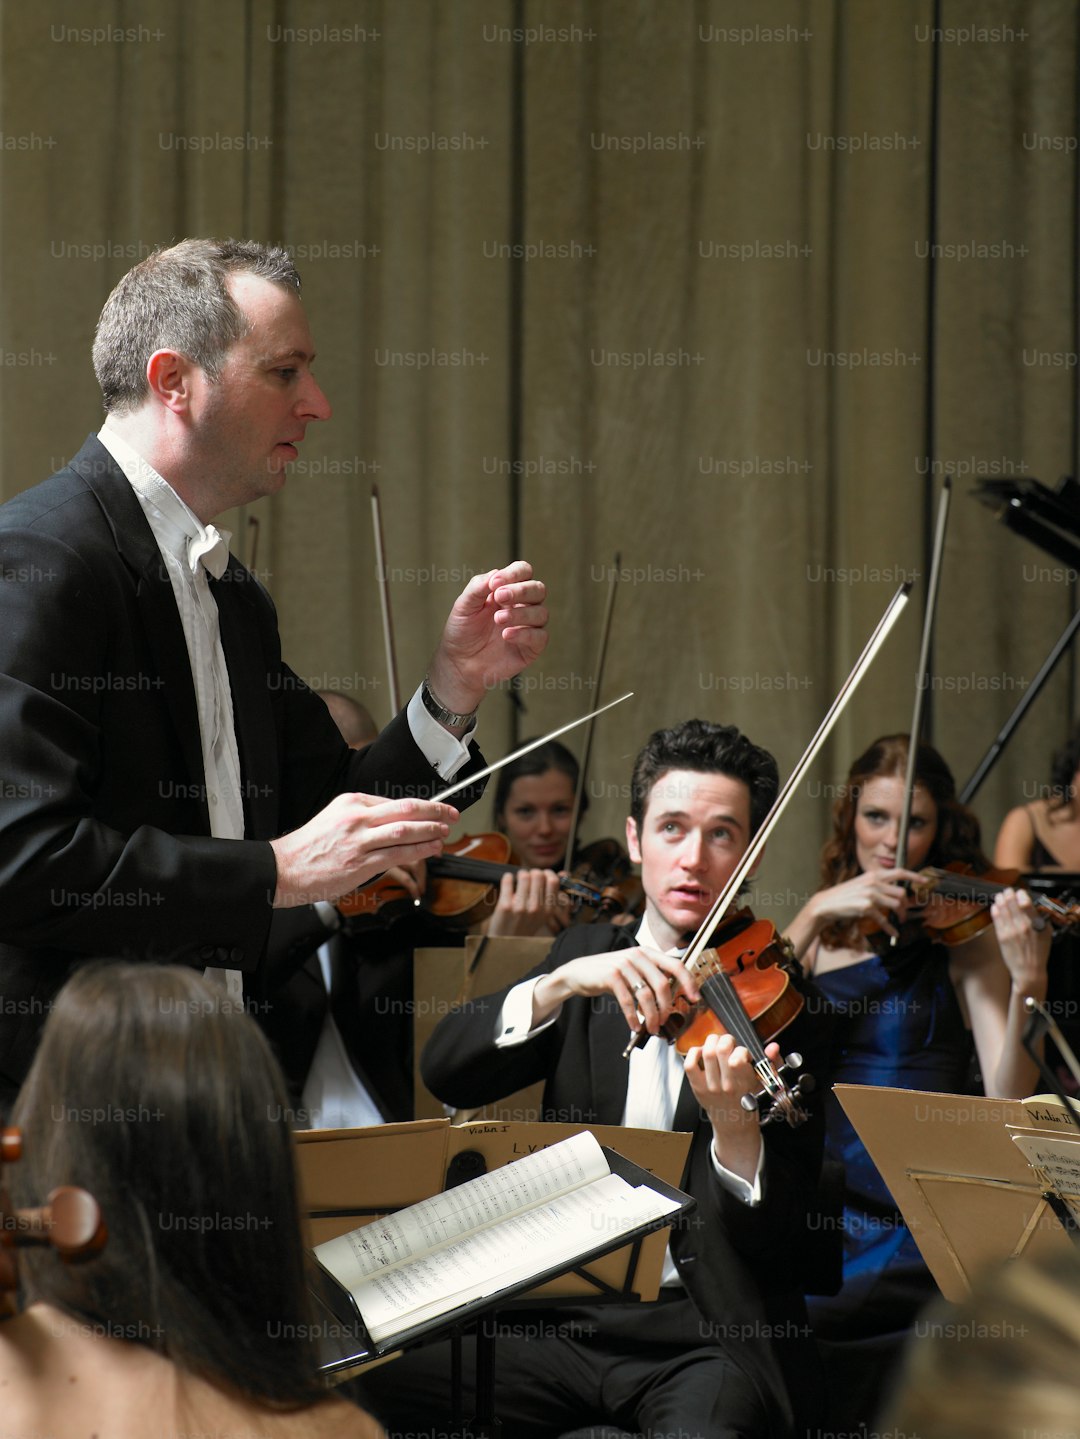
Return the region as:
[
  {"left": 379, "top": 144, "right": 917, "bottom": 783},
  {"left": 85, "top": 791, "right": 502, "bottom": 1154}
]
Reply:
[{"left": 360, "top": 719, "right": 830, "bottom": 1439}]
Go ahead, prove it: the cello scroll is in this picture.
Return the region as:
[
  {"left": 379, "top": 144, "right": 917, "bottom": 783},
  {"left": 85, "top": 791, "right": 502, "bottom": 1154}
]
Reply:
[{"left": 1, "top": 1127, "right": 106, "bottom": 1316}]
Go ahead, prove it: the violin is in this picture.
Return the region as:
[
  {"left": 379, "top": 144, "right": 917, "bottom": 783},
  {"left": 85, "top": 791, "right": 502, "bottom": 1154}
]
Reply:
[
  {"left": 1, "top": 1127, "right": 106, "bottom": 1317},
  {"left": 336, "top": 832, "right": 630, "bottom": 932},
  {"left": 624, "top": 909, "right": 811, "bottom": 1127},
  {"left": 620, "top": 582, "right": 912, "bottom": 1129},
  {"left": 572, "top": 837, "right": 646, "bottom": 921},
  {"left": 863, "top": 862, "right": 1080, "bottom": 954}
]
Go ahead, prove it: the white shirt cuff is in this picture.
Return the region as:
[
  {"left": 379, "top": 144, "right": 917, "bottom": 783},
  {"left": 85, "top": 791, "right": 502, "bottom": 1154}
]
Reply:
[
  {"left": 494, "top": 977, "right": 560, "bottom": 1047},
  {"left": 709, "top": 1140, "right": 764, "bottom": 1207},
  {"left": 406, "top": 684, "right": 476, "bottom": 781}
]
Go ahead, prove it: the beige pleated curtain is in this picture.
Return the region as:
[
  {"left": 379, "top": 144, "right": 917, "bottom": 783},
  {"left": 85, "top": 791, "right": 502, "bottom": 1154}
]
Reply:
[{"left": 1, "top": 0, "right": 1076, "bottom": 920}]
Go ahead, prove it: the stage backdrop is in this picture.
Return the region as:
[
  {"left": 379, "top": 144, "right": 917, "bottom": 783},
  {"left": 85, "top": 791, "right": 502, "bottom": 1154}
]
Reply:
[{"left": 1, "top": 0, "right": 1076, "bottom": 920}]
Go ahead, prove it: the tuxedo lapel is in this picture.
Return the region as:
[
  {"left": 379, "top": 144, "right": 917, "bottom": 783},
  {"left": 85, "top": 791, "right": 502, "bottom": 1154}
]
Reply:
[
  {"left": 586, "top": 927, "right": 639, "bottom": 1125},
  {"left": 588, "top": 996, "right": 634, "bottom": 1124},
  {"left": 73, "top": 439, "right": 207, "bottom": 812}
]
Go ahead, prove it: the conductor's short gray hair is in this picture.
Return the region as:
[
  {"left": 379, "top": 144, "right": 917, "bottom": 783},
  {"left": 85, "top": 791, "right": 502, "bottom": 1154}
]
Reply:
[{"left": 92, "top": 238, "right": 301, "bottom": 414}]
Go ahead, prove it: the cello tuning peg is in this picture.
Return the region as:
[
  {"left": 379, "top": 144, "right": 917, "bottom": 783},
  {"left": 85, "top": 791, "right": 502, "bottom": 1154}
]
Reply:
[{"left": 782, "top": 1051, "right": 802, "bottom": 1071}]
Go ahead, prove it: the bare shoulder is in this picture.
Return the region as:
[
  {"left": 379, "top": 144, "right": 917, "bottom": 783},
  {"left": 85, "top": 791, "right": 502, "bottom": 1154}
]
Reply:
[
  {"left": 0, "top": 1308, "right": 387, "bottom": 1439},
  {"left": 0, "top": 1304, "right": 165, "bottom": 1433},
  {"left": 0, "top": 1311, "right": 40, "bottom": 1429},
  {"left": 190, "top": 1382, "right": 386, "bottom": 1439},
  {"left": 993, "top": 805, "right": 1035, "bottom": 868},
  {"left": 265, "top": 1395, "right": 386, "bottom": 1438}
]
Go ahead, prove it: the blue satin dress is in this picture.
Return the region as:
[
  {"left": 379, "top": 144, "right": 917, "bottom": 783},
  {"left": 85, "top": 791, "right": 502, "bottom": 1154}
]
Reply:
[{"left": 806, "top": 937, "right": 972, "bottom": 1424}]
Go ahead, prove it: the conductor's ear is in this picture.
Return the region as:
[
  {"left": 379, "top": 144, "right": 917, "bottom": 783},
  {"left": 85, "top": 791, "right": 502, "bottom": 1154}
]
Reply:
[{"left": 146, "top": 349, "right": 197, "bottom": 414}]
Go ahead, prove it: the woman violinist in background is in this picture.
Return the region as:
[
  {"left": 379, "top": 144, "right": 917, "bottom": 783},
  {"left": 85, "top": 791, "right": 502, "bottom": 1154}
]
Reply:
[
  {"left": 782, "top": 734, "right": 1051, "bottom": 1430},
  {"left": 482, "top": 739, "right": 632, "bottom": 937},
  {"left": 995, "top": 717, "right": 1080, "bottom": 1095},
  {"left": 0, "top": 963, "right": 384, "bottom": 1439},
  {"left": 995, "top": 719, "right": 1080, "bottom": 871}
]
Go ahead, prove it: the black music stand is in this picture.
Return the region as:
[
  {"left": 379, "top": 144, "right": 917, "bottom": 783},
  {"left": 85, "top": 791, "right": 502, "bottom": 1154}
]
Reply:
[{"left": 306, "top": 1145, "right": 694, "bottom": 1438}]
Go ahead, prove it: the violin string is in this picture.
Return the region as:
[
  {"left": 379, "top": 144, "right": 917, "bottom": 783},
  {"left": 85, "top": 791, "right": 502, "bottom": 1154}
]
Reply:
[
  {"left": 923, "top": 868, "right": 1073, "bottom": 924},
  {"left": 424, "top": 855, "right": 614, "bottom": 912},
  {"left": 692, "top": 971, "right": 794, "bottom": 1115},
  {"left": 684, "top": 940, "right": 795, "bottom": 1109},
  {"left": 923, "top": 870, "right": 1016, "bottom": 901},
  {"left": 696, "top": 970, "right": 769, "bottom": 1060}
]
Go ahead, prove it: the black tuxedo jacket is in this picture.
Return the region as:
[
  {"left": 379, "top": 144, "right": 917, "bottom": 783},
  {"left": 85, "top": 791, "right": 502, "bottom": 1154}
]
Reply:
[
  {"left": 421, "top": 922, "right": 831, "bottom": 1438},
  {"left": 255, "top": 904, "right": 459, "bottom": 1123},
  {"left": 0, "top": 436, "right": 485, "bottom": 1091}
]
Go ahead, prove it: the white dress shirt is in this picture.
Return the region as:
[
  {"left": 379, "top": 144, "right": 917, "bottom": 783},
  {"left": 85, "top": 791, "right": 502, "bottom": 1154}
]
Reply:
[
  {"left": 98, "top": 425, "right": 475, "bottom": 1008},
  {"left": 300, "top": 932, "right": 386, "bottom": 1130}
]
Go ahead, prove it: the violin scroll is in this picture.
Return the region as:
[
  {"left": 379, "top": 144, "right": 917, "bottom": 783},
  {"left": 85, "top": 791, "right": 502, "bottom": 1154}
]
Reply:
[{"left": 739, "top": 1052, "right": 814, "bottom": 1127}]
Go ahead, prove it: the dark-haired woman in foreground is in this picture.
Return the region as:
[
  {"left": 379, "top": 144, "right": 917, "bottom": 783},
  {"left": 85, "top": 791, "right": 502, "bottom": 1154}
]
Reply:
[
  {"left": 0, "top": 963, "right": 383, "bottom": 1439},
  {"left": 783, "top": 734, "right": 1050, "bottom": 1428}
]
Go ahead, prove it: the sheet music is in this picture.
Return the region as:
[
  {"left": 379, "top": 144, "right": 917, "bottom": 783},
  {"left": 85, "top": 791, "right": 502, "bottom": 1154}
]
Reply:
[
  {"left": 1010, "top": 1131, "right": 1080, "bottom": 1226},
  {"left": 316, "top": 1130, "right": 609, "bottom": 1290},
  {"left": 354, "top": 1173, "right": 680, "bottom": 1342}
]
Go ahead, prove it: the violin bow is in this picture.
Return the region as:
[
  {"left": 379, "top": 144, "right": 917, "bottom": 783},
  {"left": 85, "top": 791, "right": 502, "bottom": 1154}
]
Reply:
[
  {"left": 565, "top": 551, "right": 620, "bottom": 864},
  {"left": 896, "top": 475, "right": 952, "bottom": 871},
  {"left": 371, "top": 484, "right": 401, "bottom": 720},
  {"left": 623, "top": 581, "right": 912, "bottom": 1064},
  {"left": 433, "top": 692, "right": 634, "bottom": 803}
]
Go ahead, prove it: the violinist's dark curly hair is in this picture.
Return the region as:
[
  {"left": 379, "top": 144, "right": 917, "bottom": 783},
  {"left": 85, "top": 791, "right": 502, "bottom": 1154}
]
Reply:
[
  {"left": 10, "top": 963, "right": 330, "bottom": 1411},
  {"left": 819, "top": 733, "right": 988, "bottom": 949},
  {"left": 1049, "top": 721, "right": 1080, "bottom": 812},
  {"left": 629, "top": 719, "right": 778, "bottom": 837}
]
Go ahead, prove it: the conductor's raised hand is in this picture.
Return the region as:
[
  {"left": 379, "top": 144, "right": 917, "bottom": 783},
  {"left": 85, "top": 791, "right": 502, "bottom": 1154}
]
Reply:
[
  {"left": 270, "top": 793, "right": 458, "bottom": 907},
  {"left": 426, "top": 561, "right": 548, "bottom": 717}
]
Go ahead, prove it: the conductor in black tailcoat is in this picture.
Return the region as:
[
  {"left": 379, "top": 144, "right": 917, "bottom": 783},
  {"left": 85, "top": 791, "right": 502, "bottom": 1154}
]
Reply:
[{"left": 0, "top": 238, "right": 548, "bottom": 1103}]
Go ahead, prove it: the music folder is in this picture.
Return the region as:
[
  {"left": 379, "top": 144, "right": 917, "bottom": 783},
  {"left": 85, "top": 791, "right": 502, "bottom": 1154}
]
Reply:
[{"left": 294, "top": 1122, "right": 694, "bottom": 1376}]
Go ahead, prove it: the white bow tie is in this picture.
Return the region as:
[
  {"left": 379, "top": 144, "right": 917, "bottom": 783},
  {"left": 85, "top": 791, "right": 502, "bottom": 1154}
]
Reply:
[{"left": 186, "top": 526, "right": 231, "bottom": 580}]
